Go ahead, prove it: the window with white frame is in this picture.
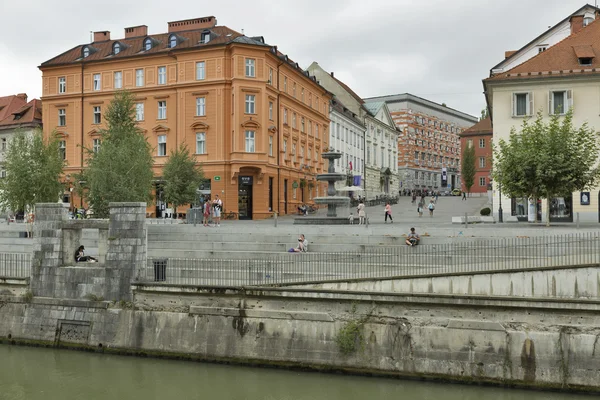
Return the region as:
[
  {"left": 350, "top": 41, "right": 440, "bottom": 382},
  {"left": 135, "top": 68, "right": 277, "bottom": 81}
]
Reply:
[
  {"left": 169, "top": 35, "right": 177, "bottom": 48},
  {"left": 158, "top": 101, "right": 167, "bottom": 120},
  {"left": 315, "top": 124, "right": 319, "bottom": 138},
  {"left": 93, "top": 74, "right": 101, "bottom": 91},
  {"left": 269, "top": 136, "right": 273, "bottom": 156},
  {"left": 59, "top": 140, "right": 66, "bottom": 160},
  {"left": 293, "top": 83, "right": 296, "bottom": 97},
  {"left": 549, "top": 90, "right": 572, "bottom": 115},
  {"left": 93, "top": 138, "right": 101, "bottom": 153},
  {"left": 301, "top": 117, "right": 305, "bottom": 133},
  {"left": 113, "top": 42, "right": 120, "bottom": 55},
  {"left": 1, "top": 138, "right": 6, "bottom": 152},
  {"left": 158, "top": 66, "right": 166, "bottom": 85},
  {"left": 196, "top": 97, "right": 206, "bottom": 116},
  {"left": 245, "top": 130, "right": 255, "bottom": 152},
  {"left": 245, "top": 95, "right": 255, "bottom": 114},
  {"left": 292, "top": 113, "right": 296, "bottom": 129},
  {"left": 284, "top": 77, "right": 287, "bottom": 92},
  {"left": 479, "top": 157, "right": 486, "bottom": 168},
  {"left": 301, "top": 88, "right": 305, "bottom": 102},
  {"left": 269, "top": 102, "right": 273, "bottom": 120},
  {"left": 467, "top": 139, "right": 473, "bottom": 148},
  {"left": 0, "top": 168, "right": 5, "bottom": 178},
  {"left": 58, "top": 109, "right": 66, "bottom": 126},
  {"left": 283, "top": 139, "right": 287, "bottom": 154},
  {"left": 283, "top": 109, "right": 288, "bottom": 124},
  {"left": 59, "top": 77, "right": 66, "bottom": 94},
  {"left": 157, "top": 135, "right": 166, "bottom": 156},
  {"left": 245, "top": 59, "right": 255, "bottom": 77},
  {"left": 292, "top": 143, "right": 296, "bottom": 159},
  {"left": 93, "top": 106, "right": 101, "bottom": 124},
  {"left": 135, "top": 69, "right": 144, "bottom": 87},
  {"left": 268, "top": 68, "right": 273, "bottom": 85},
  {"left": 196, "top": 62, "right": 205, "bottom": 80},
  {"left": 135, "top": 103, "right": 144, "bottom": 121},
  {"left": 196, "top": 132, "right": 206, "bottom": 154},
  {"left": 114, "top": 71, "right": 122, "bottom": 89},
  {"left": 512, "top": 92, "right": 532, "bottom": 117},
  {"left": 144, "top": 38, "right": 152, "bottom": 51},
  {"left": 479, "top": 138, "right": 485, "bottom": 148},
  {"left": 479, "top": 177, "right": 486, "bottom": 186}
]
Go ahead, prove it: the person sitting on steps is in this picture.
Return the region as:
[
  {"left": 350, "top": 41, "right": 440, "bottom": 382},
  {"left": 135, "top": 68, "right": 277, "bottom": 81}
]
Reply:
[
  {"left": 290, "top": 234, "right": 308, "bottom": 252},
  {"left": 405, "top": 228, "right": 420, "bottom": 246},
  {"left": 74, "top": 245, "right": 97, "bottom": 263}
]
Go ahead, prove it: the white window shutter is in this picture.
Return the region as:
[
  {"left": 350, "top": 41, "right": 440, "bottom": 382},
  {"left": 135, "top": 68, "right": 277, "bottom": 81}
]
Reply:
[
  {"left": 548, "top": 91, "right": 554, "bottom": 115},
  {"left": 511, "top": 93, "right": 516, "bottom": 117},
  {"left": 567, "top": 89, "right": 573, "bottom": 111},
  {"left": 528, "top": 92, "right": 534, "bottom": 116}
]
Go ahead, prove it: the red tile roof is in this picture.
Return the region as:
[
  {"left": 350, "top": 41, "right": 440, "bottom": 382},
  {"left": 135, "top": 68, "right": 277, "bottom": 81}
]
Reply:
[
  {"left": 0, "top": 98, "right": 42, "bottom": 130},
  {"left": 0, "top": 95, "right": 27, "bottom": 122},
  {"left": 486, "top": 17, "right": 600, "bottom": 82},
  {"left": 458, "top": 117, "right": 492, "bottom": 137},
  {"left": 331, "top": 75, "right": 364, "bottom": 105},
  {"left": 40, "top": 25, "right": 245, "bottom": 67}
]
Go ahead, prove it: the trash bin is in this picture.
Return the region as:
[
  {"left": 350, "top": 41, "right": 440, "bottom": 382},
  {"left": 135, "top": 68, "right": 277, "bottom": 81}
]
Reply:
[{"left": 153, "top": 259, "right": 167, "bottom": 282}]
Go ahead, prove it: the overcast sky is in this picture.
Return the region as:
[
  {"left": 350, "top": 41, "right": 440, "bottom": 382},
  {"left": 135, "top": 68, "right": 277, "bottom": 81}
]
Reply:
[{"left": 0, "top": 0, "right": 589, "bottom": 117}]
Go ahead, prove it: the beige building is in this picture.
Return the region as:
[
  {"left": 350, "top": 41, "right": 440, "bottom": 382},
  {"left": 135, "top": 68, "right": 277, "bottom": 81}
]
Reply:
[{"left": 484, "top": 11, "right": 600, "bottom": 222}]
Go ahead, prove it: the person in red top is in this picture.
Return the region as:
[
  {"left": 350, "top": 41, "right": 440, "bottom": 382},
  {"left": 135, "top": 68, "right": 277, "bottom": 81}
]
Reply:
[{"left": 384, "top": 202, "right": 393, "bottom": 223}]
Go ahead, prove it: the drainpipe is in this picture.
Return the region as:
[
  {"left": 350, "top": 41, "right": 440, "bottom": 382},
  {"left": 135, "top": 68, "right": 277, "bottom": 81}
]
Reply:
[
  {"left": 275, "top": 48, "right": 284, "bottom": 215},
  {"left": 80, "top": 61, "right": 85, "bottom": 208}
]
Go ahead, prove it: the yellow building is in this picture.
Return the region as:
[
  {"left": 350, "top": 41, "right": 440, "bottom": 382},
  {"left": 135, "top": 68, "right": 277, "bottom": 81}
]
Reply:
[{"left": 39, "top": 16, "right": 331, "bottom": 219}]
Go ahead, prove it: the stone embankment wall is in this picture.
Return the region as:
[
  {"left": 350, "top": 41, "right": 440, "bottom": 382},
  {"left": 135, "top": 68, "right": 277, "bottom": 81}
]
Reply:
[{"left": 0, "top": 202, "right": 599, "bottom": 392}]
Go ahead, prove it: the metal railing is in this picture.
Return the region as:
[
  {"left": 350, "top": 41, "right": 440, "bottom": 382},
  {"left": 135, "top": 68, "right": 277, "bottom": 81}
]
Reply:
[
  {"left": 0, "top": 253, "right": 31, "bottom": 278},
  {"left": 141, "top": 232, "right": 600, "bottom": 287}
]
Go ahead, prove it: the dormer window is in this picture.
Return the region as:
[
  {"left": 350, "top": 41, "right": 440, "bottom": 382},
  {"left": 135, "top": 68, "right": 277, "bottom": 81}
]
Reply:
[
  {"left": 201, "top": 30, "right": 211, "bottom": 44},
  {"left": 579, "top": 57, "right": 593, "bottom": 66},
  {"left": 169, "top": 34, "right": 177, "bottom": 48},
  {"left": 144, "top": 38, "right": 153, "bottom": 51},
  {"left": 82, "top": 46, "right": 90, "bottom": 58},
  {"left": 584, "top": 12, "right": 595, "bottom": 27},
  {"left": 113, "top": 42, "right": 121, "bottom": 55}
]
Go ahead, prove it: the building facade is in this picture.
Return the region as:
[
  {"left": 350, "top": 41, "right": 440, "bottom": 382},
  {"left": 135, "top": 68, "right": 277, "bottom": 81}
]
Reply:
[
  {"left": 39, "top": 17, "right": 331, "bottom": 219},
  {"left": 458, "top": 117, "right": 492, "bottom": 195},
  {"left": 484, "top": 11, "right": 600, "bottom": 223},
  {"left": 364, "top": 93, "right": 477, "bottom": 194},
  {"left": 329, "top": 97, "right": 365, "bottom": 190},
  {"left": 306, "top": 62, "right": 399, "bottom": 199}
]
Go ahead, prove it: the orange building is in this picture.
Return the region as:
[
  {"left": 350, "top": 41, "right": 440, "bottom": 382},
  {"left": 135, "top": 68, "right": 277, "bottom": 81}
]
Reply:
[
  {"left": 39, "top": 16, "right": 331, "bottom": 219},
  {"left": 458, "top": 118, "right": 493, "bottom": 195}
]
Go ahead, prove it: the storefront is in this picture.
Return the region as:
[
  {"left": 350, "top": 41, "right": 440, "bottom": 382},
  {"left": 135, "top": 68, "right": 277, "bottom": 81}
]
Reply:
[{"left": 238, "top": 176, "right": 253, "bottom": 220}]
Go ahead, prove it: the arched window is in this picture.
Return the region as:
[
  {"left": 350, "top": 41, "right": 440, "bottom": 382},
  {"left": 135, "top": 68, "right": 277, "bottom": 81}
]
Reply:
[
  {"left": 113, "top": 42, "right": 120, "bottom": 55},
  {"left": 169, "top": 35, "right": 177, "bottom": 48},
  {"left": 82, "top": 46, "right": 90, "bottom": 58},
  {"left": 144, "top": 38, "right": 152, "bottom": 51}
]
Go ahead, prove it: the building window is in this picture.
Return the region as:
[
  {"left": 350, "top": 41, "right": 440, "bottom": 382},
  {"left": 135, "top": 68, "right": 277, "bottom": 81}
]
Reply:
[
  {"left": 144, "top": 38, "right": 152, "bottom": 51},
  {"left": 268, "top": 68, "right": 273, "bottom": 85},
  {"left": 467, "top": 139, "right": 473, "bottom": 148},
  {"left": 196, "top": 62, "right": 205, "bottom": 80},
  {"left": 136, "top": 69, "right": 144, "bottom": 87},
  {"left": 135, "top": 103, "right": 144, "bottom": 121},
  {"left": 292, "top": 113, "right": 297, "bottom": 129},
  {"left": 550, "top": 90, "right": 572, "bottom": 115},
  {"left": 93, "top": 74, "right": 101, "bottom": 91},
  {"left": 157, "top": 135, "right": 166, "bottom": 156},
  {"left": 58, "top": 77, "right": 66, "bottom": 94},
  {"left": 245, "top": 95, "right": 255, "bottom": 114},
  {"left": 512, "top": 92, "right": 532, "bottom": 117},
  {"left": 269, "top": 136, "right": 273, "bottom": 156},
  {"left": 93, "top": 106, "right": 101, "bottom": 124},
  {"left": 93, "top": 139, "right": 101, "bottom": 153},
  {"left": 169, "top": 35, "right": 177, "bottom": 48},
  {"left": 479, "top": 138, "right": 485, "bottom": 148},
  {"left": 283, "top": 108, "right": 288, "bottom": 124},
  {"left": 284, "top": 77, "right": 287, "bottom": 92},
  {"left": 301, "top": 118, "right": 305, "bottom": 133},
  {"left": 301, "top": 88, "right": 305, "bottom": 102},
  {"left": 1, "top": 138, "right": 6, "bottom": 152},
  {"left": 293, "top": 83, "right": 296, "bottom": 97},
  {"left": 158, "top": 101, "right": 167, "bottom": 120},
  {"left": 245, "top": 130, "right": 255, "bottom": 152},
  {"left": 158, "top": 66, "right": 166, "bottom": 85},
  {"left": 196, "top": 97, "right": 206, "bottom": 116},
  {"left": 113, "top": 43, "right": 120, "bottom": 55},
  {"left": 196, "top": 133, "right": 206, "bottom": 154},
  {"left": 479, "top": 157, "right": 486, "bottom": 168},
  {"left": 245, "top": 59, "right": 255, "bottom": 77},
  {"left": 58, "top": 109, "right": 66, "bottom": 126},
  {"left": 114, "top": 71, "right": 122, "bottom": 89},
  {"left": 83, "top": 47, "right": 90, "bottom": 58},
  {"left": 283, "top": 139, "right": 287, "bottom": 154},
  {"left": 59, "top": 140, "right": 66, "bottom": 160},
  {"left": 269, "top": 102, "right": 273, "bottom": 120},
  {"left": 479, "top": 177, "right": 486, "bottom": 186},
  {"left": 315, "top": 124, "right": 319, "bottom": 138}
]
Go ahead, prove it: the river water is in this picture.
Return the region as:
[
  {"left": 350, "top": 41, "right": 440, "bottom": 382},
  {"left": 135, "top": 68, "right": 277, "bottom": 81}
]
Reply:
[{"left": 0, "top": 345, "right": 589, "bottom": 400}]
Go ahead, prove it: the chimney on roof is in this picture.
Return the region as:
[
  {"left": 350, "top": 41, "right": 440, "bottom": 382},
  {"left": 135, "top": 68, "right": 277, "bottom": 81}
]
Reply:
[
  {"left": 168, "top": 16, "right": 217, "bottom": 33},
  {"left": 570, "top": 15, "right": 584, "bottom": 35},
  {"left": 504, "top": 50, "right": 517, "bottom": 59},
  {"left": 93, "top": 31, "right": 110, "bottom": 42},
  {"left": 124, "top": 25, "right": 148, "bottom": 39},
  {"left": 16, "top": 93, "right": 27, "bottom": 102},
  {"left": 330, "top": 72, "right": 334, "bottom": 77}
]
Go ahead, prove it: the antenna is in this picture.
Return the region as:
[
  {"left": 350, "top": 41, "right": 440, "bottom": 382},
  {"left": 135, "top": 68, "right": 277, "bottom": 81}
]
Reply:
[
  {"left": 90, "top": 31, "right": 93, "bottom": 42},
  {"left": 241, "top": 28, "right": 244, "bottom": 35}
]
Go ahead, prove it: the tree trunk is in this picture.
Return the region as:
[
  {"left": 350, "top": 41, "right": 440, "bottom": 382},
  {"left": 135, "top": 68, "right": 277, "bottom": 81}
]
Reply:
[
  {"left": 173, "top": 205, "right": 177, "bottom": 219},
  {"left": 546, "top": 197, "right": 551, "bottom": 227}
]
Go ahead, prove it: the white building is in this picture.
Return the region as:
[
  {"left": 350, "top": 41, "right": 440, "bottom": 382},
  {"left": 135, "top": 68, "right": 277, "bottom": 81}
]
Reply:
[{"left": 329, "top": 96, "right": 365, "bottom": 190}]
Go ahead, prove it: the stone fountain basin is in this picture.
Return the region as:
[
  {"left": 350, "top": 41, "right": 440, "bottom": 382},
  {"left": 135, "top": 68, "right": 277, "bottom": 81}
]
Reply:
[
  {"left": 316, "top": 173, "right": 346, "bottom": 182},
  {"left": 313, "top": 196, "right": 350, "bottom": 206}
]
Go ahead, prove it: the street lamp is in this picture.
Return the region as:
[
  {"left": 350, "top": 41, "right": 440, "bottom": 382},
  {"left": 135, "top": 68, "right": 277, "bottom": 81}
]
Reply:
[{"left": 498, "top": 176, "right": 503, "bottom": 223}]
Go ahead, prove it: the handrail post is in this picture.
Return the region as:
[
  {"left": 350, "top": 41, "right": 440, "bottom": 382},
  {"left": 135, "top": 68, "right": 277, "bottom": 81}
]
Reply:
[{"left": 274, "top": 211, "right": 278, "bottom": 227}]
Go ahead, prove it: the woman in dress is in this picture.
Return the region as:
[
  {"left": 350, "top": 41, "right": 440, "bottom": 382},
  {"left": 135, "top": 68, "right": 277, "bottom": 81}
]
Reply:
[{"left": 357, "top": 200, "right": 366, "bottom": 225}]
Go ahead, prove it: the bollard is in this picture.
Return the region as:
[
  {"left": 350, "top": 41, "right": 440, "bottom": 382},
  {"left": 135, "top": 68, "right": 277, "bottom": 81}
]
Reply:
[
  {"left": 577, "top": 212, "right": 580, "bottom": 229},
  {"left": 366, "top": 212, "right": 369, "bottom": 228},
  {"left": 274, "top": 211, "right": 278, "bottom": 227},
  {"left": 464, "top": 212, "right": 468, "bottom": 228}
]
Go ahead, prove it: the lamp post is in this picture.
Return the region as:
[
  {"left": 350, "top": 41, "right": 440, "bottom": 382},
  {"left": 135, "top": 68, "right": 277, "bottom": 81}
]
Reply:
[{"left": 498, "top": 176, "right": 503, "bottom": 223}]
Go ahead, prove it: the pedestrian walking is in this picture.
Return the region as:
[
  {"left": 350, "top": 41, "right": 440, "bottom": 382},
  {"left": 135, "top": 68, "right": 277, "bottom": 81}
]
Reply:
[
  {"left": 428, "top": 199, "right": 435, "bottom": 217},
  {"left": 417, "top": 199, "right": 424, "bottom": 217},
  {"left": 384, "top": 202, "right": 393, "bottom": 223},
  {"left": 462, "top": 191, "right": 466, "bottom": 201},
  {"left": 411, "top": 193, "right": 416, "bottom": 204},
  {"left": 202, "top": 198, "right": 211, "bottom": 226},
  {"left": 357, "top": 200, "right": 366, "bottom": 225}
]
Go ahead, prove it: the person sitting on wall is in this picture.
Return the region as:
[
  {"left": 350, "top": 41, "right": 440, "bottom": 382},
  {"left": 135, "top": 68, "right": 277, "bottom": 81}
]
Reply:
[
  {"left": 289, "top": 234, "right": 308, "bottom": 252},
  {"left": 74, "top": 245, "right": 97, "bottom": 263},
  {"left": 405, "top": 228, "right": 420, "bottom": 246},
  {"left": 297, "top": 204, "right": 308, "bottom": 216}
]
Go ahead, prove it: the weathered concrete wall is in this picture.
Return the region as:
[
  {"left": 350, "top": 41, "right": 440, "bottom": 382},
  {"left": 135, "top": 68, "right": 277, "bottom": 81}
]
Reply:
[
  {"left": 289, "top": 265, "right": 600, "bottom": 300},
  {"left": 1, "top": 286, "right": 600, "bottom": 392}
]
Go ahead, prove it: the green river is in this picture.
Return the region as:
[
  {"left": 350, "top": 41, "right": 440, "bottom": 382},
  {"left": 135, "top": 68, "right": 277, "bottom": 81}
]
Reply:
[{"left": 0, "top": 345, "right": 589, "bottom": 400}]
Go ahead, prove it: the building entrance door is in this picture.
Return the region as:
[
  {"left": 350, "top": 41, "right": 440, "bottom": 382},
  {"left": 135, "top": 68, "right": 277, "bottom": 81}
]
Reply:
[
  {"left": 238, "top": 176, "right": 253, "bottom": 220},
  {"left": 284, "top": 179, "right": 288, "bottom": 214}
]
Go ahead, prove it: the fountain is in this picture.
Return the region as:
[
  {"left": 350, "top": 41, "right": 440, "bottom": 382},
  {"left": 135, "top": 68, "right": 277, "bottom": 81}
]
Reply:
[{"left": 294, "top": 151, "right": 351, "bottom": 225}]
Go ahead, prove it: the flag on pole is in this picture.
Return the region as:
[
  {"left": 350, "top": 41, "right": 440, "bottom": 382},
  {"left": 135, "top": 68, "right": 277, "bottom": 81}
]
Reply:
[{"left": 349, "top": 161, "right": 353, "bottom": 171}]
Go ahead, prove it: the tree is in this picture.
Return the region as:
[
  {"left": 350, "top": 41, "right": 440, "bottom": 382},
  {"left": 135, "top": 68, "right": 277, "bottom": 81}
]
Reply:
[
  {"left": 77, "top": 91, "right": 154, "bottom": 218},
  {"left": 0, "top": 128, "right": 64, "bottom": 215},
  {"left": 480, "top": 108, "right": 489, "bottom": 121},
  {"left": 162, "top": 144, "right": 204, "bottom": 216},
  {"left": 461, "top": 143, "right": 476, "bottom": 195},
  {"left": 493, "top": 110, "right": 600, "bottom": 226}
]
